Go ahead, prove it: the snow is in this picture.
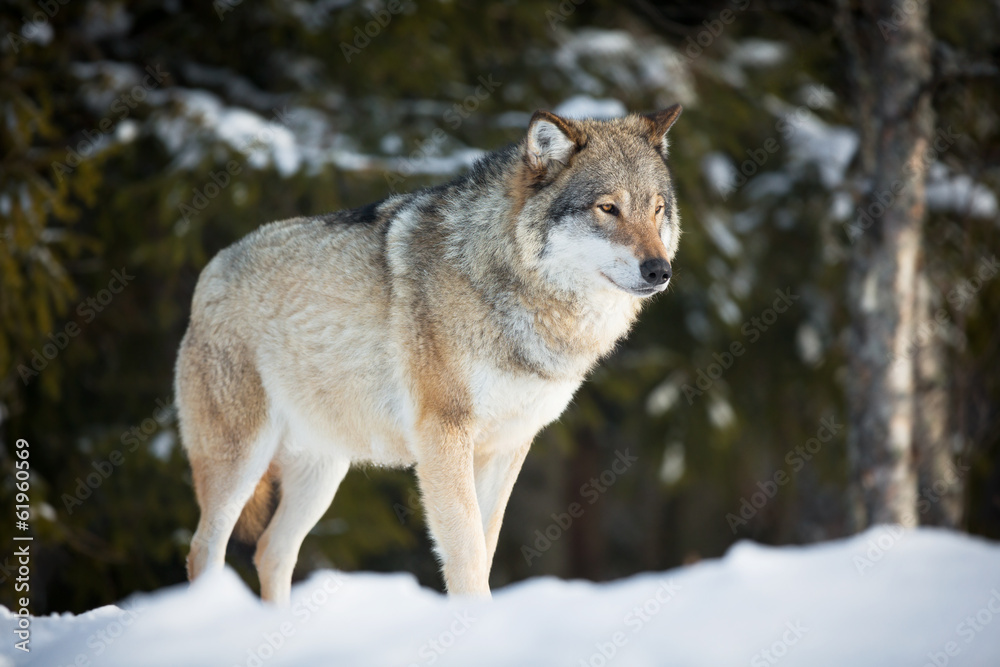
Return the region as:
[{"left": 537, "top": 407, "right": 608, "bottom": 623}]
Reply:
[
  {"left": 758, "top": 96, "right": 858, "bottom": 191},
  {"left": 728, "top": 39, "right": 789, "bottom": 68},
  {"left": 114, "top": 120, "right": 139, "bottom": 144},
  {"left": 796, "top": 322, "right": 824, "bottom": 365},
  {"left": 830, "top": 190, "right": 854, "bottom": 221},
  {"left": 798, "top": 84, "right": 836, "bottom": 110},
  {"left": 156, "top": 90, "right": 303, "bottom": 176},
  {"left": 68, "top": 61, "right": 491, "bottom": 180},
  {"left": 554, "top": 96, "right": 627, "bottom": 120},
  {"left": 646, "top": 376, "right": 683, "bottom": 416},
  {"left": 707, "top": 394, "right": 736, "bottom": 429},
  {"left": 658, "top": 442, "right": 685, "bottom": 485},
  {"left": 554, "top": 29, "right": 696, "bottom": 105},
  {"left": 17, "top": 19, "right": 53, "bottom": 47},
  {"left": 6, "top": 528, "right": 997, "bottom": 667},
  {"left": 785, "top": 114, "right": 858, "bottom": 190},
  {"left": 701, "top": 152, "right": 738, "bottom": 198},
  {"left": 178, "top": 63, "right": 289, "bottom": 111},
  {"left": 745, "top": 172, "right": 794, "bottom": 201},
  {"left": 709, "top": 279, "right": 743, "bottom": 325},
  {"left": 926, "top": 163, "right": 999, "bottom": 219},
  {"left": 703, "top": 212, "right": 742, "bottom": 258},
  {"left": 148, "top": 431, "right": 175, "bottom": 462},
  {"left": 148, "top": 89, "right": 489, "bottom": 179},
  {"left": 62, "top": 24, "right": 701, "bottom": 184}
]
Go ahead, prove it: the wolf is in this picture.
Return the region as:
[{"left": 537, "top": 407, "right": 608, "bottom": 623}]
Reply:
[{"left": 176, "top": 105, "right": 683, "bottom": 602}]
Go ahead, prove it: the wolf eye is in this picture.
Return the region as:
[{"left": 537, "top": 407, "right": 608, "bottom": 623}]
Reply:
[
  {"left": 655, "top": 204, "right": 664, "bottom": 215},
  {"left": 598, "top": 203, "right": 618, "bottom": 216}
]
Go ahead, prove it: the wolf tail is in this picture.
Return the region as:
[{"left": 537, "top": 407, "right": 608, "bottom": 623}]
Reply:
[{"left": 232, "top": 468, "right": 281, "bottom": 544}]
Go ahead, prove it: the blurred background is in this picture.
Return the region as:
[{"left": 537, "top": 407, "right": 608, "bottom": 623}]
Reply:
[{"left": 1, "top": 0, "right": 998, "bottom": 614}]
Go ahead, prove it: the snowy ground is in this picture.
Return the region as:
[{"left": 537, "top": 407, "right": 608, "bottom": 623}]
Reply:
[{"left": 4, "top": 527, "right": 999, "bottom": 667}]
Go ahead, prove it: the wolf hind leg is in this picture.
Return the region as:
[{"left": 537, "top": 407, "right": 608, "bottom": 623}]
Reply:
[
  {"left": 186, "top": 422, "right": 283, "bottom": 581},
  {"left": 178, "top": 329, "right": 281, "bottom": 582},
  {"left": 255, "top": 452, "right": 351, "bottom": 604}
]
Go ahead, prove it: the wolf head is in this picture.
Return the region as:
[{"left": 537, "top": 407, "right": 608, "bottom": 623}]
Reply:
[{"left": 516, "top": 105, "right": 682, "bottom": 299}]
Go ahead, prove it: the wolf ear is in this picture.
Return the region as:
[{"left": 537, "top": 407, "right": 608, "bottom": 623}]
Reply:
[
  {"left": 644, "top": 104, "right": 683, "bottom": 156},
  {"left": 525, "top": 110, "right": 583, "bottom": 175}
]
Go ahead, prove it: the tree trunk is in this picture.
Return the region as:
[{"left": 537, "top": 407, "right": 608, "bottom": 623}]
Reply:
[
  {"left": 914, "top": 272, "right": 964, "bottom": 527},
  {"left": 841, "top": 0, "right": 934, "bottom": 528}
]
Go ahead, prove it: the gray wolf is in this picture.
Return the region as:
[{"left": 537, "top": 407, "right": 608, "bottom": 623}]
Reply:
[{"left": 176, "top": 105, "right": 683, "bottom": 601}]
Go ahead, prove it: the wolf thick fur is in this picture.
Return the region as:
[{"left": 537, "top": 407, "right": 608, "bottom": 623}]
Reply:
[{"left": 176, "top": 106, "right": 683, "bottom": 601}]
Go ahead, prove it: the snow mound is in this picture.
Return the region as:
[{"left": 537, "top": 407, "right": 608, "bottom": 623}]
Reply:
[{"left": 4, "top": 527, "right": 999, "bottom": 667}]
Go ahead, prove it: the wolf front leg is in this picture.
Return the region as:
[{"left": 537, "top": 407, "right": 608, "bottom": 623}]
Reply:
[
  {"left": 475, "top": 444, "right": 532, "bottom": 567},
  {"left": 415, "top": 419, "right": 491, "bottom": 597}
]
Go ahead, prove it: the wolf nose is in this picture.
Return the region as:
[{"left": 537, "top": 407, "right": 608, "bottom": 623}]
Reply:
[{"left": 640, "top": 258, "right": 671, "bottom": 285}]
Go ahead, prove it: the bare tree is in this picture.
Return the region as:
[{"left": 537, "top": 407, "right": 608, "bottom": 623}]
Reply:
[{"left": 837, "top": 0, "right": 935, "bottom": 527}]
